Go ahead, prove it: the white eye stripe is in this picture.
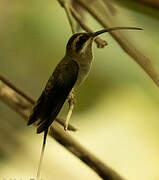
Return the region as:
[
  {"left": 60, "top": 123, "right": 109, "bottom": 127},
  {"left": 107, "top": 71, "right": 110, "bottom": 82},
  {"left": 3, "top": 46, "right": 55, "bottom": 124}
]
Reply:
[{"left": 72, "top": 34, "right": 83, "bottom": 51}]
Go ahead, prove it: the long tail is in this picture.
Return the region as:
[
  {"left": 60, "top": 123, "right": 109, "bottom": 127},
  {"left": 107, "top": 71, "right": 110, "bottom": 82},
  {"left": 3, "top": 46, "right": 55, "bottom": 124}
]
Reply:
[{"left": 36, "top": 128, "right": 48, "bottom": 180}]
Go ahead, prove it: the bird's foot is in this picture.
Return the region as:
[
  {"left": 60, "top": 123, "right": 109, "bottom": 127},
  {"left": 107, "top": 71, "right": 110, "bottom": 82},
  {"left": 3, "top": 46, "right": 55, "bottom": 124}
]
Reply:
[
  {"left": 64, "top": 102, "right": 74, "bottom": 131},
  {"left": 64, "top": 123, "right": 68, "bottom": 131},
  {"left": 64, "top": 89, "right": 75, "bottom": 131}
]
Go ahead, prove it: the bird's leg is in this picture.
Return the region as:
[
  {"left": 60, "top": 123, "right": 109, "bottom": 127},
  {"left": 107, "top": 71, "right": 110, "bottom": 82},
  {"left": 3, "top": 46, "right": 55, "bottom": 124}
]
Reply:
[{"left": 64, "top": 88, "right": 76, "bottom": 131}]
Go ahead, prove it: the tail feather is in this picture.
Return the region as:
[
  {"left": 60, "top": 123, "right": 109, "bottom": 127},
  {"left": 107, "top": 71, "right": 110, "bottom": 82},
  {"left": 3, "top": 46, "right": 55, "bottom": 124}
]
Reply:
[{"left": 36, "top": 129, "right": 48, "bottom": 180}]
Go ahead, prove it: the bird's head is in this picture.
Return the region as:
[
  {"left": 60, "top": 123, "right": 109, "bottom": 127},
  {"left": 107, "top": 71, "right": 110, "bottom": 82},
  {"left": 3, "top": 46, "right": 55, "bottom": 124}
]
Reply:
[{"left": 66, "top": 32, "right": 94, "bottom": 58}]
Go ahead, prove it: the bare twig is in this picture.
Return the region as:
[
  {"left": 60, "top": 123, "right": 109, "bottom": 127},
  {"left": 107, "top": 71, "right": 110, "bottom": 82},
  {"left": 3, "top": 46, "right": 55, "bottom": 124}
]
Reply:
[
  {"left": 70, "top": 6, "right": 107, "bottom": 48},
  {"left": 50, "top": 125, "right": 124, "bottom": 180},
  {"left": 0, "top": 79, "right": 124, "bottom": 180},
  {"left": 0, "top": 74, "right": 77, "bottom": 131},
  {"left": 58, "top": 0, "right": 77, "bottom": 33},
  {"left": 76, "top": 0, "right": 159, "bottom": 87}
]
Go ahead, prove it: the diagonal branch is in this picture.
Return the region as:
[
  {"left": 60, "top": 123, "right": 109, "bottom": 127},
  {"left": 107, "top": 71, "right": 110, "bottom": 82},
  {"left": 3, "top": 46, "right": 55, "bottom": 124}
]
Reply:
[{"left": 0, "top": 78, "right": 124, "bottom": 180}]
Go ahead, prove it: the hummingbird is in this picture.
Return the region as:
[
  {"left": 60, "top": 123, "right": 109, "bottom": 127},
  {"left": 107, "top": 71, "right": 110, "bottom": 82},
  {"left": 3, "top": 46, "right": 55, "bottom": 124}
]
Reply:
[{"left": 27, "top": 26, "right": 142, "bottom": 179}]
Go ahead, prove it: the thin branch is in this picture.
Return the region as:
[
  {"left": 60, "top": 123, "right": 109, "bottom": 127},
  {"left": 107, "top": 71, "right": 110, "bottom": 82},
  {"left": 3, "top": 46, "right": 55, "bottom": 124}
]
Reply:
[
  {"left": 0, "top": 79, "right": 124, "bottom": 180},
  {"left": 58, "top": 0, "right": 77, "bottom": 33},
  {"left": 50, "top": 125, "right": 124, "bottom": 180},
  {"left": 0, "top": 74, "right": 76, "bottom": 132},
  {"left": 76, "top": 0, "right": 159, "bottom": 87},
  {"left": 70, "top": 6, "right": 107, "bottom": 48}
]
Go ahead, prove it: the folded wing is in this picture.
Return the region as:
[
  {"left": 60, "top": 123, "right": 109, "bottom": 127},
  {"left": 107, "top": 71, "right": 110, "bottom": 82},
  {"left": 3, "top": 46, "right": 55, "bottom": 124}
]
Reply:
[{"left": 27, "top": 59, "right": 79, "bottom": 133}]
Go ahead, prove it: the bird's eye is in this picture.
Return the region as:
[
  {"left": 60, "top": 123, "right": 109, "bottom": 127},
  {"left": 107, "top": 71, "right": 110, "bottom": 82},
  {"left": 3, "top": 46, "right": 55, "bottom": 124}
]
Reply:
[{"left": 76, "top": 35, "right": 90, "bottom": 53}]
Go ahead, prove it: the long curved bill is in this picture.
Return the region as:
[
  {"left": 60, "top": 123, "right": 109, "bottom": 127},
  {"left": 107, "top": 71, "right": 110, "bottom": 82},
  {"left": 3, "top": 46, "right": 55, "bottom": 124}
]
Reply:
[{"left": 92, "top": 27, "right": 143, "bottom": 37}]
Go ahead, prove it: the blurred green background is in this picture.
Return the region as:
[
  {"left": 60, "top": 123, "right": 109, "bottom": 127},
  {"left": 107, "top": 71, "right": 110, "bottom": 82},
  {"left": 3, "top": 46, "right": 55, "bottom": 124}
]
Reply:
[{"left": 0, "top": 0, "right": 159, "bottom": 180}]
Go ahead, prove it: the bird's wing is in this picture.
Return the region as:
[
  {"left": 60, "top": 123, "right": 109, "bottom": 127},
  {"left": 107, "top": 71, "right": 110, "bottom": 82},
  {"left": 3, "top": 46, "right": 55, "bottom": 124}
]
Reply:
[{"left": 27, "top": 59, "right": 79, "bottom": 133}]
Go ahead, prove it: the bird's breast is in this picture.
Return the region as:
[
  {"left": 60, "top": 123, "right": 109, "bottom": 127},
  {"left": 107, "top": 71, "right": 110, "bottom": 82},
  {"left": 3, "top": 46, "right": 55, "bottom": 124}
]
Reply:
[{"left": 75, "top": 57, "right": 92, "bottom": 86}]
